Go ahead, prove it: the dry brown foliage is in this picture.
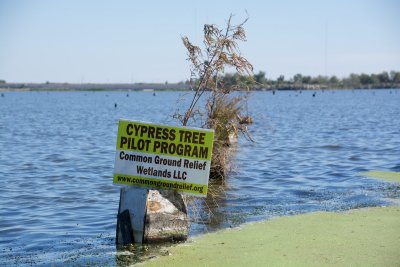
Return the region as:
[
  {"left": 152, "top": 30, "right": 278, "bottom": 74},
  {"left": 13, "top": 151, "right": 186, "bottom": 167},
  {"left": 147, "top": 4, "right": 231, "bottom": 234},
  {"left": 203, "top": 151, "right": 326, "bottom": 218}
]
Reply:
[{"left": 179, "top": 14, "right": 255, "bottom": 181}]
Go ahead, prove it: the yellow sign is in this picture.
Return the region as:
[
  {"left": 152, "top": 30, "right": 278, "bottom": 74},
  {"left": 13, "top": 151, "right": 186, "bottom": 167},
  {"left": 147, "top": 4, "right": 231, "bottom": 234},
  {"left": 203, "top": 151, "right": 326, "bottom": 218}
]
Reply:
[{"left": 113, "top": 119, "right": 214, "bottom": 197}]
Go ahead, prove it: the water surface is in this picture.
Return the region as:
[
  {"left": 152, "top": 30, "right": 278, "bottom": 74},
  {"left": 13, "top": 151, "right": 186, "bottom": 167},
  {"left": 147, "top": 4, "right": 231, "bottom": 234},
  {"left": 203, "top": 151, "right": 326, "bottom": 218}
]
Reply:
[{"left": 0, "top": 89, "right": 399, "bottom": 266}]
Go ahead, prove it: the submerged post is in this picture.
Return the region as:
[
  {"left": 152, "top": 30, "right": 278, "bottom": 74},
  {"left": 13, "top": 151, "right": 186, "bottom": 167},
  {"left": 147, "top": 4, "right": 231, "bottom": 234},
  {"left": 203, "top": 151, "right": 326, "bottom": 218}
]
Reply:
[
  {"left": 113, "top": 119, "right": 214, "bottom": 246},
  {"left": 116, "top": 187, "right": 148, "bottom": 245}
]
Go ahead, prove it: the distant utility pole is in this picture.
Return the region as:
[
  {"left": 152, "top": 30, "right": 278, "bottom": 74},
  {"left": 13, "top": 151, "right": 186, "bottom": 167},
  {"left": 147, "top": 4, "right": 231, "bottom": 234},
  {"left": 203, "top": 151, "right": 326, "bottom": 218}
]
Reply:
[{"left": 324, "top": 22, "right": 328, "bottom": 77}]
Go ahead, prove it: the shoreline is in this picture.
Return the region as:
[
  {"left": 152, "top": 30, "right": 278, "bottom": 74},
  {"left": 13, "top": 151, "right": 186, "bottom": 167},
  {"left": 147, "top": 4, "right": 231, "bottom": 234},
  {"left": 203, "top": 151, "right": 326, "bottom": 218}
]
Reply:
[
  {"left": 1, "top": 87, "right": 400, "bottom": 93},
  {"left": 144, "top": 171, "right": 400, "bottom": 266},
  {"left": 1, "top": 83, "right": 400, "bottom": 92},
  {"left": 144, "top": 205, "right": 400, "bottom": 266}
]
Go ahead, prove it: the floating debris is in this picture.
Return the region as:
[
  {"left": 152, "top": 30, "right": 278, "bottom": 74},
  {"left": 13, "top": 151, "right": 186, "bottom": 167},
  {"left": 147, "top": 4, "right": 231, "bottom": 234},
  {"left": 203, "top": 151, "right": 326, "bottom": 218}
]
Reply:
[{"left": 239, "top": 115, "right": 253, "bottom": 125}]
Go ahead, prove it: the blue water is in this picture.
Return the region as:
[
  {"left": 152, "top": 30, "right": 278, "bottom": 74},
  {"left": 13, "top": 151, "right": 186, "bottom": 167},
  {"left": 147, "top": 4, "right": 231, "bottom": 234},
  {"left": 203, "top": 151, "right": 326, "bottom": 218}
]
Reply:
[{"left": 0, "top": 89, "right": 399, "bottom": 266}]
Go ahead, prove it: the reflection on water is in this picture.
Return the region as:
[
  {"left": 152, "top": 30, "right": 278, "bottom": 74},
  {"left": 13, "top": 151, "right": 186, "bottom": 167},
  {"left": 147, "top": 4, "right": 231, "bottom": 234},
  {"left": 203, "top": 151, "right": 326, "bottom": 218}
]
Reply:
[
  {"left": 187, "top": 180, "right": 231, "bottom": 232},
  {"left": 0, "top": 89, "right": 399, "bottom": 266}
]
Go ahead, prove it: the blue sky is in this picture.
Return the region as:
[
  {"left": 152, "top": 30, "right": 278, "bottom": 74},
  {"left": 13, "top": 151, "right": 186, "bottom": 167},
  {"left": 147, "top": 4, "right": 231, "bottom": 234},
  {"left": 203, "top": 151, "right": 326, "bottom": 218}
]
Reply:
[{"left": 0, "top": 0, "right": 399, "bottom": 83}]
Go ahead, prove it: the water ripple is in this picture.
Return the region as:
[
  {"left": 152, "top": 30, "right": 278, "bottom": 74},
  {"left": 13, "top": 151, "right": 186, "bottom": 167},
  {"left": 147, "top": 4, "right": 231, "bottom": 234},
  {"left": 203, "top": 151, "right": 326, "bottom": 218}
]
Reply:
[{"left": 0, "top": 90, "right": 399, "bottom": 266}]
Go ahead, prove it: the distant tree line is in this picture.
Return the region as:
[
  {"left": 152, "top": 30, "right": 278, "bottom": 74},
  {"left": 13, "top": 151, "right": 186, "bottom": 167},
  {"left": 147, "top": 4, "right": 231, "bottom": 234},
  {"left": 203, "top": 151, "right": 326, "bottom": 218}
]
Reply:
[
  {"left": 2, "top": 70, "right": 400, "bottom": 91},
  {"left": 207, "top": 70, "right": 400, "bottom": 90}
]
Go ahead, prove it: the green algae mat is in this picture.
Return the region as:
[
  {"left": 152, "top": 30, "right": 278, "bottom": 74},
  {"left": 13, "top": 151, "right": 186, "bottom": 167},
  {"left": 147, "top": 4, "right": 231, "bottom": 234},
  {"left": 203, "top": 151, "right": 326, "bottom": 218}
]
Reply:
[
  {"left": 361, "top": 170, "right": 400, "bottom": 183},
  {"left": 145, "top": 206, "right": 400, "bottom": 267}
]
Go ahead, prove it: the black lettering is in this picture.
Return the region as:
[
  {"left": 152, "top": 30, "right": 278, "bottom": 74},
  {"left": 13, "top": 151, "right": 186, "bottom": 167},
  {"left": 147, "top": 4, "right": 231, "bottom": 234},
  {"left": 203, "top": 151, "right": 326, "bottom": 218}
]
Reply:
[
  {"left": 184, "top": 131, "right": 191, "bottom": 143},
  {"left": 199, "top": 132, "right": 205, "bottom": 145},
  {"left": 192, "top": 131, "right": 200, "bottom": 144},
  {"left": 178, "top": 130, "right": 184, "bottom": 142},
  {"left": 148, "top": 126, "right": 155, "bottom": 138},
  {"left": 155, "top": 127, "right": 162, "bottom": 139},
  {"left": 126, "top": 124, "right": 134, "bottom": 135},
  {"left": 137, "top": 165, "right": 144, "bottom": 174},
  {"left": 199, "top": 147, "right": 208, "bottom": 159},
  {"left": 134, "top": 124, "right": 141, "bottom": 135},
  {"left": 169, "top": 129, "right": 176, "bottom": 141},
  {"left": 153, "top": 140, "right": 161, "bottom": 151},
  {"left": 140, "top": 125, "right": 148, "bottom": 137},
  {"left": 162, "top": 128, "right": 169, "bottom": 140},
  {"left": 176, "top": 144, "right": 183, "bottom": 155},
  {"left": 168, "top": 143, "right": 175, "bottom": 154},
  {"left": 120, "top": 137, "right": 128, "bottom": 148},
  {"left": 184, "top": 144, "right": 191, "bottom": 156},
  {"left": 161, "top": 142, "right": 168, "bottom": 153},
  {"left": 183, "top": 159, "right": 189, "bottom": 168}
]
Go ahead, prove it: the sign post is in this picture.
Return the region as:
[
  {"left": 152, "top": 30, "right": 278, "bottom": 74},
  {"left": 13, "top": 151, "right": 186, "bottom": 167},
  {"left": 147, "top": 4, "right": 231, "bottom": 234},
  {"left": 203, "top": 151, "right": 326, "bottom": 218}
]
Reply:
[{"left": 114, "top": 119, "right": 214, "bottom": 245}]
